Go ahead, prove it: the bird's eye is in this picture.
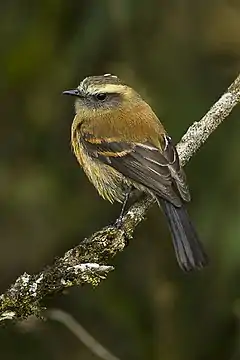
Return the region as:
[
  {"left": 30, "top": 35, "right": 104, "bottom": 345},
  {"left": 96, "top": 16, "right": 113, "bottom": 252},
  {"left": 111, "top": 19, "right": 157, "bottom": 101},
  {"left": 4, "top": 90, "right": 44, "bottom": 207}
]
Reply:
[{"left": 95, "top": 93, "right": 107, "bottom": 101}]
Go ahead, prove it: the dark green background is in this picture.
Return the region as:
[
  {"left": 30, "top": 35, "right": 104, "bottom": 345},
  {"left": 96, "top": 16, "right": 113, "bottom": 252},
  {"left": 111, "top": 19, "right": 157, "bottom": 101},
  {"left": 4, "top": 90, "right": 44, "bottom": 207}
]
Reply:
[{"left": 1, "top": 1, "right": 240, "bottom": 359}]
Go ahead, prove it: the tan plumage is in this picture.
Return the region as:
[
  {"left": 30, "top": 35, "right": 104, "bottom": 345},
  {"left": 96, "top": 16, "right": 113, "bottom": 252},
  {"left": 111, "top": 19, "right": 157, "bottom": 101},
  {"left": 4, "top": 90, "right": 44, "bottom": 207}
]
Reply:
[{"left": 64, "top": 74, "right": 208, "bottom": 271}]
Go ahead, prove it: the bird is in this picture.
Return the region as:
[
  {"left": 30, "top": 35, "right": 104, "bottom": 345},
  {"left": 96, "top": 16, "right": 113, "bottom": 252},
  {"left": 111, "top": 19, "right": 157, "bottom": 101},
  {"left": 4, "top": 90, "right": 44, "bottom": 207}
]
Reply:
[{"left": 63, "top": 73, "right": 208, "bottom": 271}]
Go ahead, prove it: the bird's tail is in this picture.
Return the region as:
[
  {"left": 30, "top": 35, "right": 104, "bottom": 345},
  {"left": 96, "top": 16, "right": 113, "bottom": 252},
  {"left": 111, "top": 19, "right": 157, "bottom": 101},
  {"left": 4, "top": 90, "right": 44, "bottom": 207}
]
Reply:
[{"left": 158, "top": 198, "right": 208, "bottom": 271}]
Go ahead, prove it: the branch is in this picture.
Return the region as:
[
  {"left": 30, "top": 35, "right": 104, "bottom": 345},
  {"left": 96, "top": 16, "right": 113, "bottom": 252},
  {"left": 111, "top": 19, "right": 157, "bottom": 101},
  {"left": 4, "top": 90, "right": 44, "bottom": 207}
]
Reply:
[
  {"left": 176, "top": 75, "right": 240, "bottom": 165},
  {"left": 47, "top": 309, "right": 120, "bottom": 360},
  {"left": 0, "top": 263, "right": 113, "bottom": 322},
  {"left": 1, "top": 74, "right": 240, "bottom": 323}
]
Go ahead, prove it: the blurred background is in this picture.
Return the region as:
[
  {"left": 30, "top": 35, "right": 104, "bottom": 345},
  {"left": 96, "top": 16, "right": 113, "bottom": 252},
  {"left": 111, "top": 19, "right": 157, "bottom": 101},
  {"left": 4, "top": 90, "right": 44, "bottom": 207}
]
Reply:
[{"left": 1, "top": 0, "right": 240, "bottom": 359}]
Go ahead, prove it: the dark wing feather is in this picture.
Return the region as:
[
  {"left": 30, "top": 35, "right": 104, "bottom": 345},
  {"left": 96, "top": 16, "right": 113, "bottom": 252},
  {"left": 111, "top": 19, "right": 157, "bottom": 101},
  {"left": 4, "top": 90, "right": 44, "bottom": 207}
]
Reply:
[
  {"left": 162, "top": 136, "right": 191, "bottom": 202},
  {"left": 82, "top": 134, "right": 190, "bottom": 206}
]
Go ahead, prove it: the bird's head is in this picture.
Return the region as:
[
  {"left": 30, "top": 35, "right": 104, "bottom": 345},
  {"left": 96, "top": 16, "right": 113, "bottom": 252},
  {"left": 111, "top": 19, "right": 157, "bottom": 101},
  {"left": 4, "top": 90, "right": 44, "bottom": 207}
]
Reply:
[{"left": 63, "top": 74, "right": 141, "bottom": 114}]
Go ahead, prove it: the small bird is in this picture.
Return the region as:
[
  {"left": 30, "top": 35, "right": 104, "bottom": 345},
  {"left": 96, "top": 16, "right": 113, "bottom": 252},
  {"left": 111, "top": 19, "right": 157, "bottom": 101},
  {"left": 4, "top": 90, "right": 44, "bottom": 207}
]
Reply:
[{"left": 63, "top": 74, "right": 208, "bottom": 271}]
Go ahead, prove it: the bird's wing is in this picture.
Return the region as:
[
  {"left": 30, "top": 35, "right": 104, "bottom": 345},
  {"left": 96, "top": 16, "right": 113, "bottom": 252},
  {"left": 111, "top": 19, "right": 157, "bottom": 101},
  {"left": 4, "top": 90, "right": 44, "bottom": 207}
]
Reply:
[{"left": 81, "top": 133, "right": 190, "bottom": 206}]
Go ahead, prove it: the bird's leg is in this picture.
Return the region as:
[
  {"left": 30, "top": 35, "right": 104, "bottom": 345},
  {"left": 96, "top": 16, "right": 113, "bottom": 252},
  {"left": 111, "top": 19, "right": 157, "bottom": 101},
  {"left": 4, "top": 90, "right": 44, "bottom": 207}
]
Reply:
[{"left": 114, "top": 186, "right": 133, "bottom": 228}]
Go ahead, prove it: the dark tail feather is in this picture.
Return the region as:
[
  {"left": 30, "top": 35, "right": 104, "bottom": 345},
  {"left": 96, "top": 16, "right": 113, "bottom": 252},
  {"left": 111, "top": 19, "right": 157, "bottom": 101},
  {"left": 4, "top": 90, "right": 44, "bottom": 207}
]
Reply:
[{"left": 158, "top": 198, "right": 208, "bottom": 271}]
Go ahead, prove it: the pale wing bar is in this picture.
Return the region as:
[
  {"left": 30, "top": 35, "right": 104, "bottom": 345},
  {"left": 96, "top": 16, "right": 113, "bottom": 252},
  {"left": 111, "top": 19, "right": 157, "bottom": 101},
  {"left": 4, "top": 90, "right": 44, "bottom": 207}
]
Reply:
[{"left": 81, "top": 134, "right": 186, "bottom": 206}]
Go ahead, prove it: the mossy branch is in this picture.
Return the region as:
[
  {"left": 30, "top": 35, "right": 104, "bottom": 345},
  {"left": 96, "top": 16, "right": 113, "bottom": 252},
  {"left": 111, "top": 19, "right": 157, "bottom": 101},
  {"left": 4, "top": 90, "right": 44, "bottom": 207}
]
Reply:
[{"left": 1, "top": 74, "right": 240, "bottom": 323}]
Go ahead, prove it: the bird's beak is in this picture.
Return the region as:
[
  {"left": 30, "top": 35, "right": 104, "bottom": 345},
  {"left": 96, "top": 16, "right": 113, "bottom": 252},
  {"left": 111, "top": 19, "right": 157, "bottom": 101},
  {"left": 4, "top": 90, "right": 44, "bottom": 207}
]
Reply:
[{"left": 62, "top": 89, "right": 79, "bottom": 97}]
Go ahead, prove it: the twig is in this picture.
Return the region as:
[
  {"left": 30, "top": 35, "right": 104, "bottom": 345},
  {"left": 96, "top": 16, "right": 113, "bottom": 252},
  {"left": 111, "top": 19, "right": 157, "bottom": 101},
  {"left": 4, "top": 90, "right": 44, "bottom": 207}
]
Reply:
[
  {"left": 1, "top": 74, "right": 240, "bottom": 323},
  {"left": 47, "top": 308, "right": 120, "bottom": 360},
  {"left": 176, "top": 75, "right": 240, "bottom": 165}
]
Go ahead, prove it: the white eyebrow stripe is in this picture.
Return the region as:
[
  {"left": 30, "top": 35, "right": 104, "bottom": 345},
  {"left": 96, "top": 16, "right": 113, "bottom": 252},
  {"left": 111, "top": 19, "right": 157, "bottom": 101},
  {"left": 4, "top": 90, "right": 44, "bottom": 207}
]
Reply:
[{"left": 90, "top": 84, "right": 125, "bottom": 93}]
